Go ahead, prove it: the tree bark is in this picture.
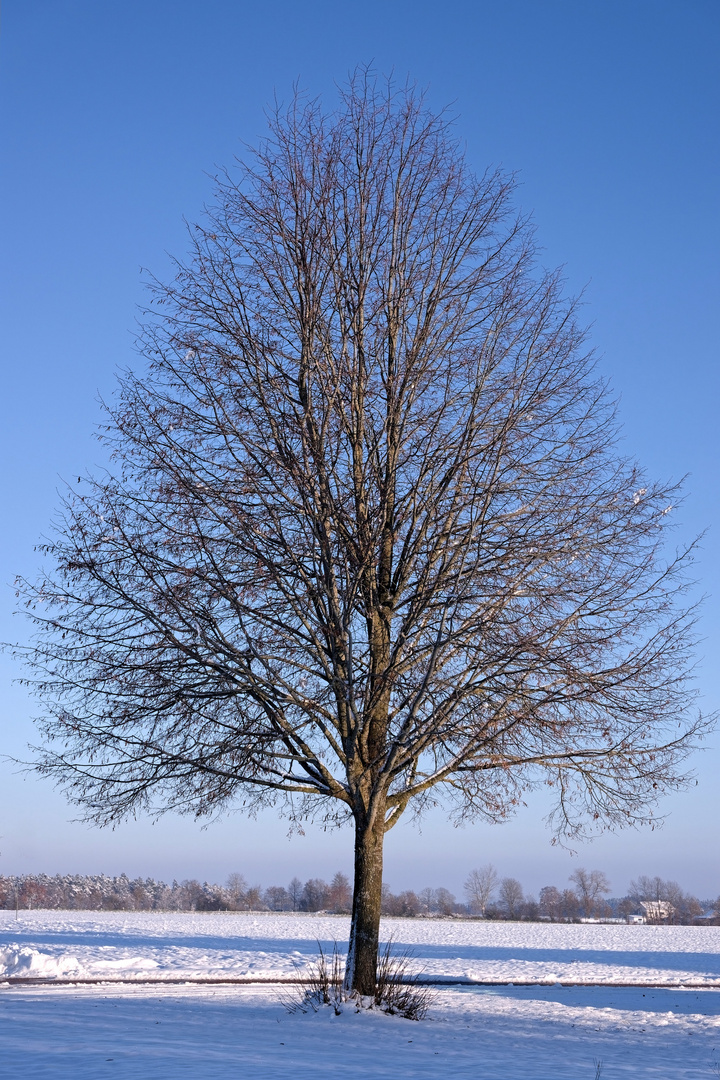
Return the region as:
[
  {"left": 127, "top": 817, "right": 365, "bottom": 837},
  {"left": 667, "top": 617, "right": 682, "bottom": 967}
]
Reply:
[{"left": 345, "top": 813, "right": 385, "bottom": 995}]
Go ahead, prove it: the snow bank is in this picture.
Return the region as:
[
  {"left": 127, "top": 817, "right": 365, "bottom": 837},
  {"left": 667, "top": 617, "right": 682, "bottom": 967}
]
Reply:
[
  {"left": 0, "top": 944, "right": 160, "bottom": 979},
  {"left": 0, "top": 946, "right": 81, "bottom": 978}
]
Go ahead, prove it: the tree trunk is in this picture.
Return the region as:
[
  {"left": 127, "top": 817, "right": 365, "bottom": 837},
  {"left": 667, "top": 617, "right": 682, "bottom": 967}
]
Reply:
[{"left": 345, "top": 813, "right": 385, "bottom": 995}]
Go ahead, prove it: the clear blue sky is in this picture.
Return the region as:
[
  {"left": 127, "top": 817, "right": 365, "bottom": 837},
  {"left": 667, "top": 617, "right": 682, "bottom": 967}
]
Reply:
[{"left": 1, "top": 0, "right": 719, "bottom": 900}]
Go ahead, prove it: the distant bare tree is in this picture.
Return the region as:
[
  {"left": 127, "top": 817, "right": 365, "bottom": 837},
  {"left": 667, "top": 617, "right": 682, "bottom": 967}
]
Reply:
[
  {"left": 568, "top": 868, "right": 610, "bottom": 918},
  {"left": 394, "top": 890, "right": 420, "bottom": 917},
  {"left": 418, "top": 888, "right": 437, "bottom": 914},
  {"left": 243, "top": 884, "right": 265, "bottom": 910},
  {"left": 662, "top": 879, "right": 685, "bottom": 916},
  {"left": 226, "top": 872, "right": 247, "bottom": 906},
  {"left": 617, "top": 896, "right": 636, "bottom": 922},
  {"left": 263, "top": 885, "right": 290, "bottom": 911},
  {"left": 561, "top": 888, "right": 580, "bottom": 921},
  {"left": 464, "top": 864, "right": 498, "bottom": 916},
  {"left": 301, "top": 878, "right": 329, "bottom": 912},
  {"left": 327, "top": 871, "right": 352, "bottom": 913},
  {"left": 499, "top": 877, "right": 524, "bottom": 919},
  {"left": 522, "top": 894, "right": 539, "bottom": 920},
  {"left": 539, "top": 884, "right": 563, "bottom": 921},
  {"left": 287, "top": 877, "right": 303, "bottom": 912},
  {"left": 18, "top": 72, "right": 709, "bottom": 996},
  {"left": 673, "top": 885, "right": 700, "bottom": 923},
  {"left": 629, "top": 875, "right": 667, "bottom": 903},
  {"left": 667, "top": 880, "right": 686, "bottom": 901},
  {"left": 435, "top": 887, "right": 457, "bottom": 915},
  {"left": 177, "top": 880, "right": 205, "bottom": 911}
]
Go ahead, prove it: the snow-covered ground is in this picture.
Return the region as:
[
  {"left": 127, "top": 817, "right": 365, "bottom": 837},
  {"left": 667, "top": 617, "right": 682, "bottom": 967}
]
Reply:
[
  {"left": 3, "top": 911, "right": 720, "bottom": 1077},
  {"left": 2, "top": 909, "right": 720, "bottom": 984}
]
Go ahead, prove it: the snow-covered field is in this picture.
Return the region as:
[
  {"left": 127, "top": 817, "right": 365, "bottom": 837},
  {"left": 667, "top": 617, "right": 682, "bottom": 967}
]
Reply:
[{"left": 2, "top": 911, "right": 720, "bottom": 1077}]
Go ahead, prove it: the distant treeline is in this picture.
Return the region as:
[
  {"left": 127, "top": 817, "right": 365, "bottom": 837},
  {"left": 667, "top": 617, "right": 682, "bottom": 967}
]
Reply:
[
  {"left": 0, "top": 873, "right": 351, "bottom": 914},
  {"left": 463, "top": 867, "right": 720, "bottom": 925},
  {"left": 1, "top": 868, "right": 718, "bottom": 924}
]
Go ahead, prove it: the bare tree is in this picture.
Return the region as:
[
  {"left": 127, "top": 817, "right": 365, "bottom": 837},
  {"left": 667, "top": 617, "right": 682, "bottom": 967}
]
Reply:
[
  {"left": 418, "top": 887, "right": 437, "bottom": 914},
  {"left": 435, "top": 887, "right": 457, "bottom": 915},
  {"left": 539, "top": 884, "right": 563, "bottom": 921},
  {"left": 287, "top": 877, "right": 303, "bottom": 913},
  {"left": 243, "top": 884, "right": 265, "bottom": 910},
  {"left": 498, "top": 876, "right": 524, "bottom": 919},
  {"left": 18, "top": 72, "right": 709, "bottom": 996},
  {"left": 568, "top": 868, "right": 611, "bottom": 918},
  {"left": 226, "top": 872, "right": 247, "bottom": 906},
  {"left": 301, "top": 877, "right": 329, "bottom": 912},
  {"left": 523, "top": 893, "right": 539, "bottom": 920},
  {"left": 327, "top": 871, "right": 352, "bottom": 913},
  {"left": 394, "top": 890, "right": 420, "bottom": 917},
  {"left": 629, "top": 875, "right": 667, "bottom": 903},
  {"left": 617, "top": 896, "right": 636, "bottom": 922},
  {"left": 464, "top": 864, "right": 498, "bottom": 916},
  {"left": 561, "top": 888, "right": 581, "bottom": 921},
  {"left": 263, "top": 885, "right": 290, "bottom": 911},
  {"left": 662, "top": 879, "right": 692, "bottom": 924}
]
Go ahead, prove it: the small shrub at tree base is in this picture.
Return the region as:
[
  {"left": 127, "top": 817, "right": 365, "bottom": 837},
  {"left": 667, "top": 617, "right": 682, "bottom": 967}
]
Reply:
[
  {"left": 281, "top": 942, "right": 345, "bottom": 1016},
  {"left": 282, "top": 940, "right": 433, "bottom": 1021},
  {"left": 373, "top": 941, "right": 434, "bottom": 1020}
]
